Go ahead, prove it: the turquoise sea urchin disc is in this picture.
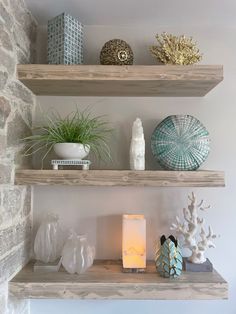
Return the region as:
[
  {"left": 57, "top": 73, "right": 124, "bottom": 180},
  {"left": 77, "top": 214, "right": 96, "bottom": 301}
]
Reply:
[{"left": 151, "top": 115, "right": 210, "bottom": 171}]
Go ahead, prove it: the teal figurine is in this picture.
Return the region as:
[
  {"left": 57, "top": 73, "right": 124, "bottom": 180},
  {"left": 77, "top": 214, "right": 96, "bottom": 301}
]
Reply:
[{"left": 155, "top": 235, "right": 182, "bottom": 278}]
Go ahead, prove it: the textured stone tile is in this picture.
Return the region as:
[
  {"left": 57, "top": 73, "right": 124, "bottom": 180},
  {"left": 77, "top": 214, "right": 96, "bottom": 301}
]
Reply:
[
  {"left": 0, "top": 164, "right": 12, "bottom": 184},
  {"left": 0, "top": 135, "right": 6, "bottom": 155},
  {"left": 13, "top": 26, "right": 31, "bottom": 59},
  {"left": 9, "top": 0, "right": 29, "bottom": 24},
  {"left": 2, "top": 0, "right": 9, "bottom": 6},
  {"left": 0, "top": 239, "right": 31, "bottom": 283},
  {"left": 0, "top": 96, "right": 11, "bottom": 129},
  {"left": 0, "top": 2, "right": 13, "bottom": 29},
  {"left": 0, "top": 282, "right": 7, "bottom": 314},
  {"left": 0, "top": 23, "right": 13, "bottom": 51},
  {"left": 0, "top": 186, "right": 32, "bottom": 227},
  {"left": 2, "top": 186, "right": 22, "bottom": 224},
  {"left": 0, "top": 48, "right": 16, "bottom": 77},
  {"left": 7, "top": 81, "right": 34, "bottom": 105},
  {"left": 0, "top": 217, "right": 32, "bottom": 256},
  {"left": 10, "top": 0, "right": 37, "bottom": 42},
  {"left": 0, "top": 0, "right": 36, "bottom": 311},
  {"left": 2, "top": 149, "right": 15, "bottom": 164},
  {"left": 7, "top": 111, "right": 31, "bottom": 147},
  {"left": 0, "top": 70, "right": 8, "bottom": 91}
]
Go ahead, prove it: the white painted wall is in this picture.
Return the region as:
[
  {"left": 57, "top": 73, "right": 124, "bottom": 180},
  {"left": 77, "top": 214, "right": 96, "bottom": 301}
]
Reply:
[{"left": 31, "top": 24, "right": 236, "bottom": 313}]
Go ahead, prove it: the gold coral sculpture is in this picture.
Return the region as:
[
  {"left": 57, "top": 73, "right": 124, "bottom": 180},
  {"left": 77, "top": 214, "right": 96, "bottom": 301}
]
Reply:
[{"left": 150, "top": 32, "right": 202, "bottom": 65}]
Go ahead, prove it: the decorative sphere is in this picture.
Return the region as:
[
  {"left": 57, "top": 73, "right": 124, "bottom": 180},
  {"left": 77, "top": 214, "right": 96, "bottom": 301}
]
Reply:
[
  {"left": 151, "top": 115, "right": 210, "bottom": 171},
  {"left": 100, "top": 39, "right": 134, "bottom": 65}
]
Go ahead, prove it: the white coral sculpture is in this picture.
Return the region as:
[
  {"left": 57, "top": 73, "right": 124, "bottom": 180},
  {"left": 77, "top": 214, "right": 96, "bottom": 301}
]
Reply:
[{"left": 171, "top": 192, "right": 217, "bottom": 264}]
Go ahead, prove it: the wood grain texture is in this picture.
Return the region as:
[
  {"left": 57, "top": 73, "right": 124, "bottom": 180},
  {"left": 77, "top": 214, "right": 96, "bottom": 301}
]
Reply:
[
  {"left": 17, "top": 64, "right": 223, "bottom": 97},
  {"left": 14, "top": 170, "right": 225, "bottom": 187},
  {"left": 9, "top": 260, "right": 228, "bottom": 300}
]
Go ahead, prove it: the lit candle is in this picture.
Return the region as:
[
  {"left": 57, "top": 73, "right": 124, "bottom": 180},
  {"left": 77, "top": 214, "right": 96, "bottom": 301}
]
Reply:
[{"left": 122, "top": 214, "right": 146, "bottom": 271}]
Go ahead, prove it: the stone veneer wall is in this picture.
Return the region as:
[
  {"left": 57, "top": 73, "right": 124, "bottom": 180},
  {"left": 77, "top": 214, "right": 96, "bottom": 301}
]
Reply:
[{"left": 0, "top": 0, "right": 37, "bottom": 313}]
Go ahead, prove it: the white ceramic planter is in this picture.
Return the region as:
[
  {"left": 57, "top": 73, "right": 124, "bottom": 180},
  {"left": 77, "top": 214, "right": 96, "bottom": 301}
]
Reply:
[{"left": 53, "top": 143, "right": 90, "bottom": 160}]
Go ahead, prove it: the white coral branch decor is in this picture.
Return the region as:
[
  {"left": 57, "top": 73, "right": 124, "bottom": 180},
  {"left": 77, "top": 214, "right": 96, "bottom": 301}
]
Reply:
[{"left": 171, "top": 192, "right": 216, "bottom": 264}]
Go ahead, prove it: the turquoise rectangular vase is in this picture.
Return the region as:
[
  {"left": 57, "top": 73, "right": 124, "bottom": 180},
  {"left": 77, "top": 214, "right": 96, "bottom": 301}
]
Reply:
[{"left": 47, "top": 13, "right": 84, "bottom": 65}]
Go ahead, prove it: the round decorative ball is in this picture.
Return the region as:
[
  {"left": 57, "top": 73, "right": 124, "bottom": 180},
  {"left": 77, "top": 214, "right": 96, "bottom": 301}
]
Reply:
[
  {"left": 151, "top": 115, "right": 210, "bottom": 171},
  {"left": 100, "top": 39, "right": 134, "bottom": 65}
]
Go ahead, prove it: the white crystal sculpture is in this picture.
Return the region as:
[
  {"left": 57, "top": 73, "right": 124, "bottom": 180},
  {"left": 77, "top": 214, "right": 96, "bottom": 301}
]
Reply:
[{"left": 130, "top": 118, "right": 145, "bottom": 170}]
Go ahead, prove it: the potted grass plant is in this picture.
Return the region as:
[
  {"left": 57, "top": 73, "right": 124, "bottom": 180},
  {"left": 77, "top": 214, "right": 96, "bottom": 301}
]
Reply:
[{"left": 22, "top": 109, "right": 112, "bottom": 164}]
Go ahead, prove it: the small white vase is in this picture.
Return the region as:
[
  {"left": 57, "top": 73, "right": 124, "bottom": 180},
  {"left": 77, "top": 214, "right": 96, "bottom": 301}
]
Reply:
[
  {"left": 62, "top": 232, "right": 95, "bottom": 274},
  {"left": 34, "top": 213, "right": 63, "bottom": 263},
  {"left": 53, "top": 143, "right": 90, "bottom": 160}
]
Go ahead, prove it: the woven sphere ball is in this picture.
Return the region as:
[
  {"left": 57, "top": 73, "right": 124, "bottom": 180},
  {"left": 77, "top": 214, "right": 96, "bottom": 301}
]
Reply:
[
  {"left": 151, "top": 115, "right": 210, "bottom": 171},
  {"left": 100, "top": 39, "right": 134, "bottom": 65}
]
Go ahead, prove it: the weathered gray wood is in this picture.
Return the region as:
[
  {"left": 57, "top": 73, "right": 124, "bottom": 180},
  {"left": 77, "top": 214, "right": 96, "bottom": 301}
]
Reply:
[
  {"left": 17, "top": 64, "right": 223, "bottom": 97},
  {"left": 9, "top": 260, "right": 228, "bottom": 300},
  {"left": 14, "top": 170, "right": 225, "bottom": 187}
]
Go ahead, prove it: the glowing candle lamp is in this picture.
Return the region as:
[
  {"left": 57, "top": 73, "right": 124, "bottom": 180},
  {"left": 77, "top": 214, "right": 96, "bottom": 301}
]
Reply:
[{"left": 122, "top": 214, "right": 146, "bottom": 272}]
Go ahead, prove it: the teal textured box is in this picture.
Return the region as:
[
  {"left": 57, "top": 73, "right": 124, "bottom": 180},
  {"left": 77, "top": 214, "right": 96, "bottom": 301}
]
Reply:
[{"left": 47, "top": 13, "right": 83, "bottom": 65}]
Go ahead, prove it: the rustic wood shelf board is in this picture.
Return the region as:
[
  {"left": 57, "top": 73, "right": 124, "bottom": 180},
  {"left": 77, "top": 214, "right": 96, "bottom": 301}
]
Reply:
[
  {"left": 14, "top": 170, "right": 225, "bottom": 187},
  {"left": 9, "top": 260, "right": 228, "bottom": 300},
  {"left": 17, "top": 64, "right": 223, "bottom": 97}
]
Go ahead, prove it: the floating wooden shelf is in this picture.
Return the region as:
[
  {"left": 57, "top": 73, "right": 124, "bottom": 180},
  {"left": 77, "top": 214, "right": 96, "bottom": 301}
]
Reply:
[
  {"left": 17, "top": 64, "right": 223, "bottom": 97},
  {"left": 9, "top": 260, "right": 228, "bottom": 300},
  {"left": 14, "top": 169, "right": 225, "bottom": 187}
]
